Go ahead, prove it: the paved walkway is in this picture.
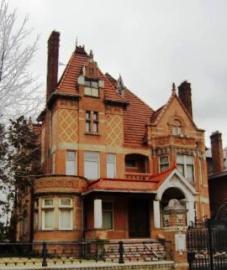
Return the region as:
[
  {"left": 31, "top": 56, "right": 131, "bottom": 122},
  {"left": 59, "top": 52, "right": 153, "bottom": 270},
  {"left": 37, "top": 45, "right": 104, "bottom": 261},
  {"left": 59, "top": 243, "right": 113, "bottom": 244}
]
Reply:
[{"left": 0, "top": 260, "right": 174, "bottom": 270}]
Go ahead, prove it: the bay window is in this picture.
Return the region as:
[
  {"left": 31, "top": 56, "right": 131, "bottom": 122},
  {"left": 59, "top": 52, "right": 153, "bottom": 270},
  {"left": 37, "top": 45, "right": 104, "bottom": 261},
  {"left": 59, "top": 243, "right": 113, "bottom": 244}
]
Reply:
[
  {"left": 41, "top": 197, "right": 73, "bottom": 231},
  {"left": 42, "top": 198, "right": 55, "bottom": 230},
  {"left": 59, "top": 198, "right": 73, "bottom": 230}
]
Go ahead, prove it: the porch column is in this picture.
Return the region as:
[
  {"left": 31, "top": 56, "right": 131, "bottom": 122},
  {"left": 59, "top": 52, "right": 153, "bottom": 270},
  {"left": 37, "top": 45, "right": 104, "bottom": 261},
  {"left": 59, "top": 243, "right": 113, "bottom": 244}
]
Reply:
[
  {"left": 153, "top": 200, "right": 161, "bottom": 228},
  {"left": 186, "top": 201, "right": 195, "bottom": 226},
  {"left": 94, "top": 199, "right": 102, "bottom": 229}
]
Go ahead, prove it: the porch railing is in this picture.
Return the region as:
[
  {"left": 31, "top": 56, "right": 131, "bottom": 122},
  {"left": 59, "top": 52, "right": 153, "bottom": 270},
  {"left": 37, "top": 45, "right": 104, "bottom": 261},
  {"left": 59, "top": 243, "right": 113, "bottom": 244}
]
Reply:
[{"left": 125, "top": 172, "right": 152, "bottom": 181}]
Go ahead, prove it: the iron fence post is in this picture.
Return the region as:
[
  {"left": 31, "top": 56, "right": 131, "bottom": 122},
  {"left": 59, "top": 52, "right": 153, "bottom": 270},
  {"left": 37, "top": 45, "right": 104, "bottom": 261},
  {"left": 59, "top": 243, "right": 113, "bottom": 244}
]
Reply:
[
  {"left": 207, "top": 219, "right": 214, "bottom": 270},
  {"left": 118, "top": 241, "right": 124, "bottom": 264},
  {"left": 42, "top": 241, "right": 48, "bottom": 267}
]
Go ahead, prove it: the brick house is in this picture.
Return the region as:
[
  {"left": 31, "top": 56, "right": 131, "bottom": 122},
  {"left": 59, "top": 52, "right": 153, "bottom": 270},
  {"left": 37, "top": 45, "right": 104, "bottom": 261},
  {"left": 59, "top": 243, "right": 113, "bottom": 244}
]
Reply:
[{"left": 17, "top": 31, "right": 210, "bottom": 258}]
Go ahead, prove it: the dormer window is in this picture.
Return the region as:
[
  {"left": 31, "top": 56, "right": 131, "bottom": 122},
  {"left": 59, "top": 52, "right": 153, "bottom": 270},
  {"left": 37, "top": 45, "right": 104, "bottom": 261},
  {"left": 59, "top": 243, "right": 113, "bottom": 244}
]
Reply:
[
  {"left": 84, "top": 79, "right": 99, "bottom": 97},
  {"left": 171, "top": 119, "right": 182, "bottom": 136}
]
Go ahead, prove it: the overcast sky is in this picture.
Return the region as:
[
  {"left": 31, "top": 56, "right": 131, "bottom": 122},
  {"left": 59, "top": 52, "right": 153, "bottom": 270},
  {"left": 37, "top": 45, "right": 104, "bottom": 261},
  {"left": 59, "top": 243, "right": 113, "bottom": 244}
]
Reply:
[{"left": 9, "top": 0, "right": 227, "bottom": 147}]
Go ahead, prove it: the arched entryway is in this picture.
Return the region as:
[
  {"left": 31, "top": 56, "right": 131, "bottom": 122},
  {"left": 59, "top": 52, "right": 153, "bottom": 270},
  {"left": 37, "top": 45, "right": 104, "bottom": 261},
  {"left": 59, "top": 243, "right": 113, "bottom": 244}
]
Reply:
[
  {"left": 153, "top": 170, "right": 196, "bottom": 229},
  {"left": 161, "top": 188, "right": 187, "bottom": 227}
]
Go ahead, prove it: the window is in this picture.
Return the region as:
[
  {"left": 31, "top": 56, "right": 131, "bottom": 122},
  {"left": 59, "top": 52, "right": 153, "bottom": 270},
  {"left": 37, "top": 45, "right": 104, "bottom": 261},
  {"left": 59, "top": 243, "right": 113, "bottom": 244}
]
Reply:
[
  {"left": 85, "top": 111, "right": 99, "bottom": 134},
  {"left": 160, "top": 156, "right": 169, "bottom": 172},
  {"left": 177, "top": 154, "right": 194, "bottom": 182},
  {"left": 42, "top": 198, "right": 54, "bottom": 230},
  {"left": 107, "top": 154, "right": 116, "bottom": 178},
  {"left": 66, "top": 151, "right": 77, "bottom": 175},
  {"left": 102, "top": 202, "right": 113, "bottom": 229},
  {"left": 84, "top": 151, "right": 100, "bottom": 180},
  {"left": 59, "top": 198, "right": 73, "bottom": 230},
  {"left": 172, "top": 119, "right": 182, "bottom": 136},
  {"left": 84, "top": 79, "right": 99, "bottom": 97}
]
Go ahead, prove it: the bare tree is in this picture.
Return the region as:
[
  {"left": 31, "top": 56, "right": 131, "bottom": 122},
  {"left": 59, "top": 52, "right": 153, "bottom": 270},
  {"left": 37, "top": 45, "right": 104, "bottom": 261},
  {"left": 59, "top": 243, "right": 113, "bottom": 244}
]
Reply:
[{"left": 0, "top": 0, "right": 41, "bottom": 118}]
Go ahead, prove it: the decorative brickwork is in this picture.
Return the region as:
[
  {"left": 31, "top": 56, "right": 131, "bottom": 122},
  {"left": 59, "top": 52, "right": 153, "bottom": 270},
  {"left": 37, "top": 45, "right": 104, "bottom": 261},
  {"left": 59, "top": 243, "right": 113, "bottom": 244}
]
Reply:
[
  {"left": 106, "top": 114, "right": 123, "bottom": 146},
  {"left": 53, "top": 109, "right": 78, "bottom": 145}
]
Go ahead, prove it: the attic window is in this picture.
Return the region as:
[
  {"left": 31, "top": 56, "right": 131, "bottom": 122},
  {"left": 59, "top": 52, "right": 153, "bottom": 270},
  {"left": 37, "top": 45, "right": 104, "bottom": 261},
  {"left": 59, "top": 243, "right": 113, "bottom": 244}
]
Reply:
[
  {"left": 84, "top": 79, "right": 99, "bottom": 97},
  {"left": 171, "top": 119, "right": 182, "bottom": 136}
]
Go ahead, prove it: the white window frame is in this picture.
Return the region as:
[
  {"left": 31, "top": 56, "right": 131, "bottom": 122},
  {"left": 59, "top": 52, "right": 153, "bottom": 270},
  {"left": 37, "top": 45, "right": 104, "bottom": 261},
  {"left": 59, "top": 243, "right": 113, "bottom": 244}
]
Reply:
[
  {"left": 41, "top": 198, "right": 55, "bottom": 230},
  {"left": 66, "top": 150, "right": 77, "bottom": 176},
  {"left": 176, "top": 154, "right": 194, "bottom": 182},
  {"left": 58, "top": 198, "right": 73, "bottom": 230},
  {"left": 84, "top": 151, "right": 100, "bottom": 180},
  {"left": 84, "top": 80, "right": 99, "bottom": 97},
  {"left": 107, "top": 153, "right": 116, "bottom": 178},
  {"left": 85, "top": 111, "right": 99, "bottom": 134}
]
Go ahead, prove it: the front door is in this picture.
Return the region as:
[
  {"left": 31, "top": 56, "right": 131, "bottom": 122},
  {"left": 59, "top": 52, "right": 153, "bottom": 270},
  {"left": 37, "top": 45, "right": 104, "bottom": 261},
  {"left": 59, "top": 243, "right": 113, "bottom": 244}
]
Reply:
[{"left": 128, "top": 199, "right": 150, "bottom": 238}]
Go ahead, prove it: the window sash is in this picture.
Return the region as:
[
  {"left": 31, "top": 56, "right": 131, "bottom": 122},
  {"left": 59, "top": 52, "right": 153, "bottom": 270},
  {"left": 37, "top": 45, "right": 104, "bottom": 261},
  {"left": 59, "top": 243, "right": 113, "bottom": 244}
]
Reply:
[
  {"left": 107, "top": 154, "right": 116, "bottom": 178},
  {"left": 176, "top": 154, "right": 194, "bottom": 181},
  {"left": 59, "top": 209, "right": 72, "bottom": 230},
  {"left": 43, "top": 198, "right": 54, "bottom": 208},
  {"left": 66, "top": 151, "right": 76, "bottom": 175},
  {"left": 42, "top": 209, "right": 54, "bottom": 230},
  {"left": 59, "top": 198, "right": 72, "bottom": 207},
  {"left": 84, "top": 152, "right": 99, "bottom": 180}
]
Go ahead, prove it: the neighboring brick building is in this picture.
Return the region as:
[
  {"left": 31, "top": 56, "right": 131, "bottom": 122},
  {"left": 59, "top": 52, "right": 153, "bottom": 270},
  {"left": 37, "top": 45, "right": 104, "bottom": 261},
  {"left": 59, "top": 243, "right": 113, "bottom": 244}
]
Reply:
[
  {"left": 17, "top": 31, "right": 209, "bottom": 265},
  {"left": 207, "top": 131, "right": 227, "bottom": 218}
]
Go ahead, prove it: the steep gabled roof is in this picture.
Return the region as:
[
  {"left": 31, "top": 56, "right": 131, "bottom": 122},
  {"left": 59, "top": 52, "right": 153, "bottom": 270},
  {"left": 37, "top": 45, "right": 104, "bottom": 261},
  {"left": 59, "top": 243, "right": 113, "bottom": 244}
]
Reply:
[
  {"left": 106, "top": 74, "right": 154, "bottom": 146},
  {"left": 150, "top": 91, "right": 201, "bottom": 130},
  {"left": 123, "top": 89, "right": 153, "bottom": 146},
  {"left": 56, "top": 46, "right": 127, "bottom": 104}
]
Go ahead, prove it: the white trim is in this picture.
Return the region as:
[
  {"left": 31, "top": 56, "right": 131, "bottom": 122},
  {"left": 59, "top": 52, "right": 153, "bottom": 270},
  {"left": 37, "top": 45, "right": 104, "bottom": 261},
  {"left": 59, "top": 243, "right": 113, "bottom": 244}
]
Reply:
[
  {"left": 156, "top": 169, "right": 196, "bottom": 201},
  {"left": 153, "top": 200, "right": 161, "bottom": 228},
  {"left": 94, "top": 199, "right": 102, "bottom": 229},
  {"left": 156, "top": 169, "right": 197, "bottom": 226}
]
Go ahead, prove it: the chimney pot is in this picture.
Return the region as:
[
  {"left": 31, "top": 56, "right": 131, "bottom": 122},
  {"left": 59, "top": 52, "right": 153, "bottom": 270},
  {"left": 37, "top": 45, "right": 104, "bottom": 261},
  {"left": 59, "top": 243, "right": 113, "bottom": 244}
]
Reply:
[
  {"left": 46, "top": 31, "right": 60, "bottom": 101},
  {"left": 178, "top": 81, "right": 193, "bottom": 118},
  {"left": 210, "top": 131, "right": 224, "bottom": 174}
]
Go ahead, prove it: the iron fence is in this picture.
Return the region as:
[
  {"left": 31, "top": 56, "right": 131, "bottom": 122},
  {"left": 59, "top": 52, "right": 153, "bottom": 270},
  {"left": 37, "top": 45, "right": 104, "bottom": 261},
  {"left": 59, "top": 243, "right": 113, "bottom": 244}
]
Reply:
[
  {"left": 187, "top": 219, "right": 227, "bottom": 270},
  {"left": 0, "top": 239, "right": 167, "bottom": 267}
]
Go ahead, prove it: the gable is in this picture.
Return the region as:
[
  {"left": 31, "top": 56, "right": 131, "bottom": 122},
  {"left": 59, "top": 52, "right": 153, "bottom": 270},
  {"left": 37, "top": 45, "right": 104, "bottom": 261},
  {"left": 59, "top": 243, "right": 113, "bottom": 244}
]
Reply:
[
  {"left": 155, "top": 94, "right": 199, "bottom": 134},
  {"left": 156, "top": 169, "right": 197, "bottom": 201}
]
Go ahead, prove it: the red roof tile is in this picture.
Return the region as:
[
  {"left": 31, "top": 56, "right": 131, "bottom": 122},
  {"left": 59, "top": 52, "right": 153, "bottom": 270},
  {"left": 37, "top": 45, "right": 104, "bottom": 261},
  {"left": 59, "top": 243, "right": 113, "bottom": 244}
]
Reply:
[
  {"left": 85, "top": 166, "right": 175, "bottom": 194},
  {"left": 56, "top": 47, "right": 154, "bottom": 146},
  {"left": 57, "top": 48, "right": 127, "bottom": 104}
]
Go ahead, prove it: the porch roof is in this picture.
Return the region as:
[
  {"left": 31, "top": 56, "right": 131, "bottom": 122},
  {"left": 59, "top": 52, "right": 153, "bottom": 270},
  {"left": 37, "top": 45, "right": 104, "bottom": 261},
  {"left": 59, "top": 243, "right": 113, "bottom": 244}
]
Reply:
[{"left": 82, "top": 166, "right": 175, "bottom": 195}]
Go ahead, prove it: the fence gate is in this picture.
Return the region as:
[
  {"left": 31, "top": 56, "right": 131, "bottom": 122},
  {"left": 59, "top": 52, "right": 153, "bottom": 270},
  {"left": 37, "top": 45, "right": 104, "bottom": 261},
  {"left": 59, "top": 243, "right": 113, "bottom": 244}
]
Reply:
[{"left": 187, "top": 219, "right": 227, "bottom": 270}]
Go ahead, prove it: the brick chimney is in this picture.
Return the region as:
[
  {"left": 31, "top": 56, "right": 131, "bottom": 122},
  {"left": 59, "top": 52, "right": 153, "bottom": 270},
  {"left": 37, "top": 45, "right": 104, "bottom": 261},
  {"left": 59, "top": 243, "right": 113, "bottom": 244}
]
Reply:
[
  {"left": 178, "top": 81, "right": 193, "bottom": 118},
  {"left": 46, "top": 31, "right": 60, "bottom": 101},
  {"left": 210, "top": 131, "right": 224, "bottom": 174}
]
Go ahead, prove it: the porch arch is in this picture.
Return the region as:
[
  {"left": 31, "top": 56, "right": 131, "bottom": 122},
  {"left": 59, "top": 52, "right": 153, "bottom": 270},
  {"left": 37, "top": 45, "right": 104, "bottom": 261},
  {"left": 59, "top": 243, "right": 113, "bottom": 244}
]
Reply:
[{"left": 153, "top": 172, "right": 196, "bottom": 228}]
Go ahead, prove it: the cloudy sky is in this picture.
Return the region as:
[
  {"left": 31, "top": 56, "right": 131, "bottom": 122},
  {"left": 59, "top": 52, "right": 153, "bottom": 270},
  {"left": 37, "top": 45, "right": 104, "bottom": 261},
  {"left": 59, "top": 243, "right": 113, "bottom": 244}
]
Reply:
[{"left": 9, "top": 0, "right": 227, "bottom": 147}]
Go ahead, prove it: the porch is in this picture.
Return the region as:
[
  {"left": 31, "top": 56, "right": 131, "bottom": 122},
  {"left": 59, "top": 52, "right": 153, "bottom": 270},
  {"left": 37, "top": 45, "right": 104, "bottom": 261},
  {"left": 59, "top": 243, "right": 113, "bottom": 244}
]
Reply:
[{"left": 83, "top": 168, "right": 196, "bottom": 241}]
